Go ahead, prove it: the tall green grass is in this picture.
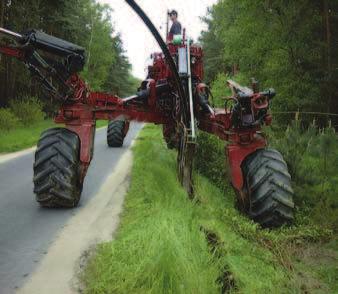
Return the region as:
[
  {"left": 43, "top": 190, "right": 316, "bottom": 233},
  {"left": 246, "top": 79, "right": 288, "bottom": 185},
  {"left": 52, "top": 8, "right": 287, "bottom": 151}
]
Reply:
[{"left": 83, "top": 125, "right": 296, "bottom": 293}]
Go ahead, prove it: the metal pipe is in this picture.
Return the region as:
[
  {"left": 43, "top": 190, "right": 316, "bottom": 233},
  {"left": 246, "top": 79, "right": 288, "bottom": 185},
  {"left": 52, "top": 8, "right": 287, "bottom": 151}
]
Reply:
[
  {"left": 166, "top": 10, "right": 169, "bottom": 40},
  {"left": 0, "top": 27, "right": 23, "bottom": 40},
  {"left": 187, "top": 37, "right": 196, "bottom": 138},
  {"left": 122, "top": 95, "right": 139, "bottom": 103}
]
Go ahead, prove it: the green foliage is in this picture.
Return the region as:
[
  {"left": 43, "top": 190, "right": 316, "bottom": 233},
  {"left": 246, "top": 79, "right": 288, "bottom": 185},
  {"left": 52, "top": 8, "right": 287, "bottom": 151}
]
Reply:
[
  {"left": 0, "top": 120, "right": 55, "bottom": 153},
  {"left": 81, "top": 3, "right": 115, "bottom": 90},
  {"left": 124, "top": 75, "right": 142, "bottom": 96},
  {"left": 209, "top": 73, "right": 228, "bottom": 107},
  {"left": 102, "top": 35, "right": 140, "bottom": 96},
  {"left": 195, "top": 131, "right": 226, "bottom": 189},
  {"left": 9, "top": 97, "right": 44, "bottom": 126},
  {"left": 0, "top": 96, "right": 45, "bottom": 132},
  {"left": 83, "top": 125, "right": 220, "bottom": 293},
  {"left": 0, "top": 0, "right": 137, "bottom": 107},
  {"left": 95, "top": 120, "right": 108, "bottom": 128},
  {"left": 200, "top": 0, "right": 338, "bottom": 117},
  {"left": 0, "top": 108, "right": 20, "bottom": 131},
  {"left": 196, "top": 118, "right": 338, "bottom": 231},
  {"left": 199, "top": 9, "right": 228, "bottom": 82},
  {"left": 83, "top": 125, "right": 291, "bottom": 293},
  {"left": 268, "top": 121, "right": 338, "bottom": 230},
  {"left": 84, "top": 125, "right": 338, "bottom": 293},
  {"left": 0, "top": 120, "right": 108, "bottom": 153}
]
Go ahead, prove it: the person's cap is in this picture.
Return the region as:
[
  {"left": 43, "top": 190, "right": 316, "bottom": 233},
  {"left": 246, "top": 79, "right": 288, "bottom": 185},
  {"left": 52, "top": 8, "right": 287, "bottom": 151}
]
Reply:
[{"left": 169, "top": 10, "right": 178, "bottom": 16}]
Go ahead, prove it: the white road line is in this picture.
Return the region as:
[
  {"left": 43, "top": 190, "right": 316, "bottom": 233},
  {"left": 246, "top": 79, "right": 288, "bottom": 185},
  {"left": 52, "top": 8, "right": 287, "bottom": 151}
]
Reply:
[{"left": 0, "top": 147, "right": 37, "bottom": 165}]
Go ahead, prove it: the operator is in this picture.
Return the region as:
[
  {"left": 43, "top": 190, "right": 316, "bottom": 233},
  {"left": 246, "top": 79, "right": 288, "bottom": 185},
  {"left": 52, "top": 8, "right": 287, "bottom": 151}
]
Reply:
[{"left": 168, "top": 10, "right": 182, "bottom": 41}]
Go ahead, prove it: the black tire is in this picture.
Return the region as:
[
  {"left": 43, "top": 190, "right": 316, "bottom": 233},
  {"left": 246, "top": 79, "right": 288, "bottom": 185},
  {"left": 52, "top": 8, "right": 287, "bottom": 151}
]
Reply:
[
  {"left": 33, "top": 128, "right": 82, "bottom": 208},
  {"left": 107, "top": 120, "right": 126, "bottom": 147},
  {"left": 241, "top": 148, "right": 294, "bottom": 228}
]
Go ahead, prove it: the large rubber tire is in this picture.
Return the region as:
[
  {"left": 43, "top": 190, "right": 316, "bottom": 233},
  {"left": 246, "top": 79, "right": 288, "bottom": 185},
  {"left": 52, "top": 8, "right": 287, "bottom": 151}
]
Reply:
[
  {"left": 241, "top": 148, "right": 294, "bottom": 228},
  {"left": 107, "top": 120, "right": 126, "bottom": 147},
  {"left": 33, "top": 128, "right": 82, "bottom": 208}
]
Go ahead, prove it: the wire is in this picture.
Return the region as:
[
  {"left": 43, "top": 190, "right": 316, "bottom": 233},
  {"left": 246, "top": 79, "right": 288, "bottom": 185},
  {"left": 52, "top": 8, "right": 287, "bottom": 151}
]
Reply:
[{"left": 272, "top": 111, "right": 338, "bottom": 117}]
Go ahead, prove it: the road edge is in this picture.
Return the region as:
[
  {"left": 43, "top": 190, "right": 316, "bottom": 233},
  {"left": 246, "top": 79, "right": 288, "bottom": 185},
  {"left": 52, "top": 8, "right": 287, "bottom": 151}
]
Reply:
[{"left": 17, "top": 141, "right": 135, "bottom": 294}]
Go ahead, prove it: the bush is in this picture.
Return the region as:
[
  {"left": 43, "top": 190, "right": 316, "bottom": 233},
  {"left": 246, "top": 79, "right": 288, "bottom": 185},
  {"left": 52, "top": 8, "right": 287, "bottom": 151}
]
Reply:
[
  {"left": 269, "top": 121, "right": 338, "bottom": 230},
  {"left": 195, "top": 132, "right": 227, "bottom": 189},
  {"left": 209, "top": 73, "right": 249, "bottom": 108},
  {"left": 0, "top": 108, "right": 20, "bottom": 131},
  {"left": 10, "top": 97, "right": 45, "bottom": 125},
  {"left": 210, "top": 73, "right": 230, "bottom": 107}
]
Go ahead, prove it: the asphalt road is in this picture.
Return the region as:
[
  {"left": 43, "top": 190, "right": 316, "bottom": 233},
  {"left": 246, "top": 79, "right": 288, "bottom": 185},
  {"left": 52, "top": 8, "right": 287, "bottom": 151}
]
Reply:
[{"left": 0, "top": 123, "right": 143, "bottom": 293}]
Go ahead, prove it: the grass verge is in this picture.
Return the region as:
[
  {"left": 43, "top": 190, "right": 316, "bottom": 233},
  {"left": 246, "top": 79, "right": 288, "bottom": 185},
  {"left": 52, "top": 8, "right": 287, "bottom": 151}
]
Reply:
[
  {"left": 96, "top": 120, "right": 108, "bottom": 128},
  {"left": 0, "top": 120, "right": 108, "bottom": 154},
  {"left": 0, "top": 120, "right": 55, "bottom": 153},
  {"left": 83, "top": 124, "right": 337, "bottom": 293}
]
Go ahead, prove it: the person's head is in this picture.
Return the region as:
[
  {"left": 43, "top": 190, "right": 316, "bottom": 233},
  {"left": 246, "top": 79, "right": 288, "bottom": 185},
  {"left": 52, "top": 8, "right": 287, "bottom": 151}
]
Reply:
[{"left": 169, "top": 10, "right": 178, "bottom": 22}]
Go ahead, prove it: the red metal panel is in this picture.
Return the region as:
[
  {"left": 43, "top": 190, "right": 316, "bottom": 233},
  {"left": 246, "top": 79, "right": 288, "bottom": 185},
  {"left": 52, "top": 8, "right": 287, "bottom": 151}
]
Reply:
[
  {"left": 1, "top": 28, "right": 274, "bottom": 197},
  {"left": 0, "top": 46, "right": 23, "bottom": 59},
  {"left": 227, "top": 138, "right": 266, "bottom": 191}
]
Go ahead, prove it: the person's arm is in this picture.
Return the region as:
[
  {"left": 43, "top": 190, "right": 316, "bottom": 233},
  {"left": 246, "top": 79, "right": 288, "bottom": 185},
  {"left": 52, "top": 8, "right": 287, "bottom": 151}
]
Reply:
[{"left": 176, "top": 22, "right": 182, "bottom": 34}]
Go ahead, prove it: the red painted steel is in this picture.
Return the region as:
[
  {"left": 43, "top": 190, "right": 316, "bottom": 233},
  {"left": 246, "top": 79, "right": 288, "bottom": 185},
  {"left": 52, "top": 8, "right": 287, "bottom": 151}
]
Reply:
[
  {"left": 0, "top": 46, "right": 23, "bottom": 59},
  {"left": 0, "top": 36, "right": 274, "bottom": 199}
]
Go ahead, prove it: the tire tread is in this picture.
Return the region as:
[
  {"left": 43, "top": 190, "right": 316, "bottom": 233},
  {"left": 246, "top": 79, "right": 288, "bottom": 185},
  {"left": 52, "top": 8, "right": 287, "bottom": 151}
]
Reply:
[
  {"left": 33, "top": 128, "right": 82, "bottom": 208},
  {"left": 107, "top": 120, "right": 126, "bottom": 147},
  {"left": 242, "top": 148, "right": 295, "bottom": 228}
]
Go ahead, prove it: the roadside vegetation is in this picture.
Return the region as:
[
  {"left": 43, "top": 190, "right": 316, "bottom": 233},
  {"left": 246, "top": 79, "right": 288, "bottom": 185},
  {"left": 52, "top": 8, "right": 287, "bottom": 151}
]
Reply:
[
  {"left": 201, "top": 1, "right": 337, "bottom": 121},
  {"left": 0, "top": 97, "right": 52, "bottom": 152},
  {"left": 0, "top": 120, "right": 109, "bottom": 153},
  {"left": 83, "top": 125, "right": 337, "bottom": 294},
  {"left": 0, "top": 120, "right": 54, "bottom": 153},
  {"left": 0, "top": 0, "right": 337, "bottom": 291},
  {"left": 0, "top": 0, "right": 138, "bottom": 153},
  {"left": 81, "top": 2, "right": 338, "bottom": 289},
  {"left": 0, "top": 1, "right": 139, "bottom": 108},
  {"left": 0, "top": 96, "right": 108, "bottom": 153},
  {"left": 196, "top": 120, "right": 338, "bottom": 232},
  {"left": 189, "top": 4, "right": 338, "bottom": 291}
]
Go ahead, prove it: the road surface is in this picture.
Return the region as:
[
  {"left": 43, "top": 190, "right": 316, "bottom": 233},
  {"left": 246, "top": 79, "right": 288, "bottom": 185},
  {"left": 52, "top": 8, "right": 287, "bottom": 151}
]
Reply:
[{"left": 0, "top": 123, "right": 143, "bottom": 293}]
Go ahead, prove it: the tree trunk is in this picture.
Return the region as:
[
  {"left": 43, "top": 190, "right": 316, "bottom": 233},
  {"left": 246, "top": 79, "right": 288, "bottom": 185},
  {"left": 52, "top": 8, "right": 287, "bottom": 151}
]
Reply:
[
  {"left": 0, "top": 0, "right": 5, "bottom": 28},
  {"left": 322, "top": 0, "right": 333, "bottom": 113},
  {"left": 323, "top": 0, "right": 332, "bottom": 74},
  {"left": 0, "top": 0, "right": 5, "bottom": 104},
  {"left": 0, "top": 0, "right": 4, "bottom": 64}
]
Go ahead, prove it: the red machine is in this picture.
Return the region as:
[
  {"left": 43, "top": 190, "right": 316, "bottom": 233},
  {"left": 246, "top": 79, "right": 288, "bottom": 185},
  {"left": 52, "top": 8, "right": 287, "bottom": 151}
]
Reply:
[{"left": 0, "top": 0, "right": 294, "bottom": 227}]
